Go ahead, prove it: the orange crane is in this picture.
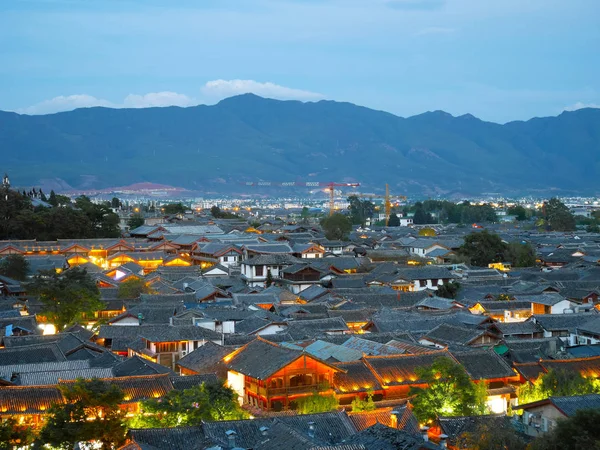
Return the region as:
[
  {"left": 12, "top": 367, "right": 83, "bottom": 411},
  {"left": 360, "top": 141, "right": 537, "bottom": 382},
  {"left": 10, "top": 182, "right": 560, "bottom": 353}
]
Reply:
[
  {"left": 243, "top": 181, "right": 360, "bottom": 215},
  {"left": 355, "top": 184, "right": 407, "bottom": 226}
]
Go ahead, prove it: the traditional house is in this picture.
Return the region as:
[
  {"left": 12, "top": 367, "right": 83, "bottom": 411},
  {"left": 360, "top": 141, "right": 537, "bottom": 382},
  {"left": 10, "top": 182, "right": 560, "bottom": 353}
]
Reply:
[
  {"left": 225, "top": 337, "right": 344, "bottom": 411},
  {"left": 191, "top": 243, "right": 243, "bottom": 269},
  {"left": 240, "top": 254, "right": 303, "bottom": 287},
  {"left": 514, "top": 394, "right": 600, "bottom": 437},
  {"left": 279, "top": 264, "right": 326, "bottom": 294}
]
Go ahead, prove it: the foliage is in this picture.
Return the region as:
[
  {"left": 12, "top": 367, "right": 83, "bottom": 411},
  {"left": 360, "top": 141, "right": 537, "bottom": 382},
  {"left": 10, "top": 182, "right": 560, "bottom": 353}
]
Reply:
[
  {"left": 388, "top": 213, "right": 400, "bottom": 227},
  {"left": 518, "top": 369, "right": 600, "bottom": 405},
  {"left": 0, "top": 254, "right": 30, "bottom": 281},
  {"left": 210, "top": 205, "right": 240, "bottom": 219},
  {"left": 294, "top": 391, "right": 338, "bottom": 415},
  {"left": 543, "top": 198, "right": 576, "bottom": 231},
  {"left": 459, "top": 230, "right": 508, "bottom": 267},
  {"left": 507, "top": 205, "right": 529, "bottom": 221},
  {"left": 163, "top": 203, "right": 187, "bottom": 215},
  {"left": 436, "top": 281, "right": 460, "bottom": 299},
  {"left": 413, "top": 203, "right": 433, "bottom": 224},
  {"left": 0, "top": 417, "right": 34, "bottom": 450},
  {"left": 117, "top": 277, "right": 154, "bottom": 299},
  {"left": 265, "top": 268, "right": 274, "bottom": 287},
  {"left": 456, "top": 423, "right": 527, "bottom": 450},
  {"left": 418, "top": 227, "right": 436, "bottom": 236},
  {"left": 28, "top": 267, "right": 103, "bottom": 330},
  {"left": 111, "top": 197, "right": 121, "bottom": 209},
  {"left": 529, "top": 409, "right": 600, "bottom": 450},
  {"left": 495, "top": 294, "right": 512, "bottom": 301},
  {"left": 0, "top": 188, "right": 121, "bottom": 240},
  {"left": 409, "top": 357, "right": 488, "bottom": 423},
  {"left": 301, "top": 206, "right": 310, "bottom": 224},
  {"left": 131, "top": 381, "right": 248, "bottom": 428},
  {"left": 351, "top": 390, "right": 376, "bottom": 412},
  {"left": 128, "top": 213, "right": 145, "bottom": 229},
  {"left": 36, "top": 378, "right": 127, "bottom": 449},
  {"left": 347, "top": 195, "right": 375, "bottom": 226},
  {"left": 505, "top": 241, "right": 537, "bottom": 267},
  {"left": 320, "top": 213, "right": 352, "bottom": 240}
]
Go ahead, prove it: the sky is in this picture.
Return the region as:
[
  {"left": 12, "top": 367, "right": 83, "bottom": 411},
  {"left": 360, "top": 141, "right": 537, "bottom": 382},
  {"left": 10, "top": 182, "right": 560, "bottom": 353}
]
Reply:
[{"left": 1, "top": 0, "right": 599, "bottom": 123}]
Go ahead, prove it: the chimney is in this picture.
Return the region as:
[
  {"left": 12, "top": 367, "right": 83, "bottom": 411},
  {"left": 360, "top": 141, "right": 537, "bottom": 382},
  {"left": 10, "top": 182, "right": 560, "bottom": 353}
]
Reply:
[
  {"left": 308, "top": 421, "right": 316, "bottom": 438},
  {"left": 439, "top": 433, "right": 448, "bottom": 448},
  {"left": 137, "top": 313, "right": 144, "bottom": 326},
  {"left": 420, "top": 426, "right": 430, "bottom": 442},
  {"left": 183, "top": 282, "right": 189, "bottom": 290},
  {"left": 225, "top": 430, "right": 237, "bottom": 448},
  {"left": 390, "top": 410, "right": 399, "bottom": 429},
  {"left": 259, "top": 426, "right": 269, "bottom": 437}
]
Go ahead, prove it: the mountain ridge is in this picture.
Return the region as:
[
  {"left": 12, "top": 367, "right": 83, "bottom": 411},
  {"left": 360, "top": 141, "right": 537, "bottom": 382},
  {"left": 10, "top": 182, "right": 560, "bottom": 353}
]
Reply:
[{"left": 1, "top": 94, "right": 599, "bottom": 196}]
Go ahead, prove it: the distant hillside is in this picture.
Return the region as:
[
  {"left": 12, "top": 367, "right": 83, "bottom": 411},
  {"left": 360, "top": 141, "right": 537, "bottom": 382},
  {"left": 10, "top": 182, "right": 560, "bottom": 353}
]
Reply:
[{"left": 1, "top": 94, "right": 599, "bottom": 196}]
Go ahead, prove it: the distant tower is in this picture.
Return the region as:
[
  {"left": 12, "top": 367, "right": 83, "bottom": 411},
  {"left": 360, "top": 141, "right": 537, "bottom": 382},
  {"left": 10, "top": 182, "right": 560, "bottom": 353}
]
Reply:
[{"left": 2, "top": 173, "right": 9, "bottom": 201}]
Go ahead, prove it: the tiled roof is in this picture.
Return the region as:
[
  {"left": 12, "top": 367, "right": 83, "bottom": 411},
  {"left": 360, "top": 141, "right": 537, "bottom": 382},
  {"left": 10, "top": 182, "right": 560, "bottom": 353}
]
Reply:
[
  {"left": 540, "top": 355, "right": 600, "bottom": 378},
  {"left": 286, "top": 317, "right": 349, "bottom": 340},
  {"left": 226, "top": 338, "right": 303, "bottom": 380},
  {"left": 438, "top": 413, "right": 510, "bottom": 442},
  {"left": 550, "top": 393, "right": 600, "bottom": 417},
  {"left": 341, "top": 337, "right": 405, "bottom": 357},
  {"left": 129, "top": 426, "right": 208, "bottom": 450},
  {"left": 348, "top": 405, "right": 419, "bottom": 434},
  {"left": 450, "top": 349, "right": 516, "bottom": 380},
  {"left": 363, "top": 350, "right": 449, "bottom": 386},
  {"left": 0, "top": 385, "right": 64, "bottom": 414},
  {"left": 176, "top": 341, "right": 230, "bottom": 373},
  {"left": 333, "top": 360, "right": 383, "bottom": 393}
]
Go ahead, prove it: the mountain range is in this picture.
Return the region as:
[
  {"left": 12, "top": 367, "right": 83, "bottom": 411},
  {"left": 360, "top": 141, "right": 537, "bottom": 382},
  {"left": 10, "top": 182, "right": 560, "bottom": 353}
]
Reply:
[{"left": 1, "top": 94, "right": 599, "bottom": 196}]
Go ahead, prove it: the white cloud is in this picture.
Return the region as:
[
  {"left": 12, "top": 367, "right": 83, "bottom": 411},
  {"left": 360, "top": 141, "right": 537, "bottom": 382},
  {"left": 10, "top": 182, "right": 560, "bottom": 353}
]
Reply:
[
  {"left": 563, "top": 101, "right": 600, "bottom": 112},
  {"left": 414, "top": 26, "right": 455, "bottom": 36},
  {"left": 17, "top": 81, "right": 323, "bottom": 114},
  {"left": 122, "top": 91, "right": 195, "bottom": 108},
  {"left": 201, "top": 79, "right": 324, "bottom": 101},
  {"left": 17, "top": 94, "right": 113, "bottom": 115}
]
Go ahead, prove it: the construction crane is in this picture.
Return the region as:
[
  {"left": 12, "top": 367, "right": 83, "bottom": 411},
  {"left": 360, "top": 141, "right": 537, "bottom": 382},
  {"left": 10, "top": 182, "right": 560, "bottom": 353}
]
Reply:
[
  {"left": 243, "top": 181, "right": 360, "bottom": 215},
  {"left": 355, "top": 184, "right": 407, "bottom": 226}
]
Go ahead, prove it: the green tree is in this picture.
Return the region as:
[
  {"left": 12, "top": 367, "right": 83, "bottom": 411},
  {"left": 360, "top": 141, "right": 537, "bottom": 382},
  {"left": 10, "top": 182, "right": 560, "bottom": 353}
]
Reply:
[
  {"left": 508, "top": 205, "right": 528, "bottom": 221},
  {"left": 409, "top": 357, "right": 488, "bottom": 423},
  {"left": 456, "top": 422, "right": 527, "bottom": 450},
  {"left": 436, "top": 281, "right": 460, "bottom": 299},
  {"left": 75, "top": 195, "right": 121, "bottom": 238},
  {"left": 544, "top": 198, "right": 576, "bottom": 231},
  {"left": 301, "top": 206, "right": 310, "bottom": 224},
  {"left": 294, "top": 391, "right": 338, "bottom": 414},
  {"left": 265, "top": 268, "right": 274, "bottom": 287},
  {"left": 351, "top": 390, "right": 376, "bottom": 412},
  {"left": 128, "top": 214, "right": 145, "bottom": 229},
  {"left": 111, "top": 197, "right": 121, "bottom": 209},
  {"left": 388, "top": 213, "right": 400, "bottom": 227},
  {"left": 36, "top": 378, "right": 127, "bottom": 449},
  {"left": 505, "top": 241, "right": 537, "bottom": 267},
  {"left": 117, "top": 278, "right": 154, "bottom": 299},
  {"left": 529, "top": 409, "right": 600, "bottom": 450},
  {"left": 164, "top": 203, "right": 186, "bottom": 215},
  {"left": 48, "top": 189, "right": 58, "bottom": 206},
  {"left": 519, "top": 369, "right": 599, "bottom": 404},
  {"left": 321, "top": 213, "right": 352, "bottom": 240},
  {"left": 0, "top": 254, "right": 30, "bottom": 281},
  {"left": 131, "top": 381, "right": 248, "bottom": 428},
  {"left": 347, "top": 195, "right": 375, "bottom": 226},
  {"left": 0, "top": 417, "right": 34, "bottom": 450},
  {"left": 459, "top": 230, "right": 508, "bottom": 267},
  {"left": 29, "top": 267, "right": 104, "bottom": 330},
  {"left": 211, "top": 205, "right": 222, "bottom": 218},
  {"left": 413, "top": 203, "right": 433, "bottom": 224}
]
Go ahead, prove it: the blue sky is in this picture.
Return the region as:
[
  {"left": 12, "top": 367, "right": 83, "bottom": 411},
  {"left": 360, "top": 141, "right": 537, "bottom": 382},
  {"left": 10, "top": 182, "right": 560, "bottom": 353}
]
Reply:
[{"left": 1, "top": 0, "right": 599, "bottom": 122}]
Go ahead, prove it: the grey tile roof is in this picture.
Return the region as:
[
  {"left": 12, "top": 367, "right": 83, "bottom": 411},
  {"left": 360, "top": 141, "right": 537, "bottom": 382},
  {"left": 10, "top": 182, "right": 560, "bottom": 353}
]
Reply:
[
  {"left": 450, "top": 349, "right": 516, "bottom": 380},
  {"left": 438, "top": 414, "right": 510, "bottom": 442},
  {"left": 226, "top": 338, "right": 302, "bottom": 380},
  {"left": 335, "top": 422, "right": 441, "bottom": 450},
  {"left": 286, "top": 317, "right": 349, "bottom": 340},
  {"left": 550, "top": 393, "right": 600, "bottom": 417},
  {"left": 176, "top": 341, "right": 230, "bottom": 373},
  {"left": 341, "top": 337, "right": 405, "bottom": 356},
  {"left": 422, "top": 323, "right": 487, "bottom": 346}
]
